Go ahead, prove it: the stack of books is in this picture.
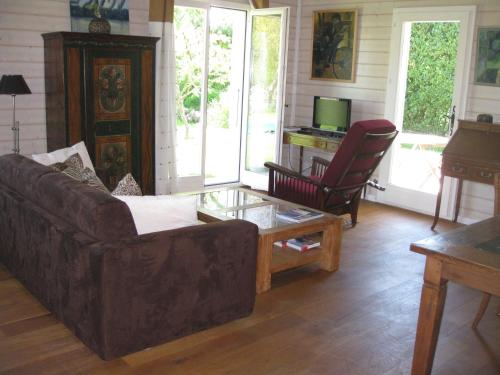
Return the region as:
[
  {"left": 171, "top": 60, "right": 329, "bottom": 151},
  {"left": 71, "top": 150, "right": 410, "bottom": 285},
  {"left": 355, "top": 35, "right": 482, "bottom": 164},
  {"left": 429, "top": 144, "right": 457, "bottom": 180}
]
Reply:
[
  {"left": 276, "top": 208, "right": 323, "bottom": 223},
  {"left": 275, "top": 237, "right": 320, "bottom": 252}
]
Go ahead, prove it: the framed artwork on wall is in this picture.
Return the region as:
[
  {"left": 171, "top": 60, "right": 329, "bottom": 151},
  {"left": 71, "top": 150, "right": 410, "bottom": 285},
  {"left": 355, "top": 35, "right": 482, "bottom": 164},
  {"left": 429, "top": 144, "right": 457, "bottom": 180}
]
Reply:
[
  {"left": 474, "top": 27, "right": 500, "bottom": 86},
  {"left": 311, "top": 9, "right": 358, "bottom": 82}
]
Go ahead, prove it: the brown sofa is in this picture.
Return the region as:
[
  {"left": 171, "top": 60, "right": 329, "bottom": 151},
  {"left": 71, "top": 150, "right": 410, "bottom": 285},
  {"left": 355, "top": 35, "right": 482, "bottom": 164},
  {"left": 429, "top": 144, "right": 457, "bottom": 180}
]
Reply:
[{"left": 0, "top": 154, "right": 258, "bottom": 360}]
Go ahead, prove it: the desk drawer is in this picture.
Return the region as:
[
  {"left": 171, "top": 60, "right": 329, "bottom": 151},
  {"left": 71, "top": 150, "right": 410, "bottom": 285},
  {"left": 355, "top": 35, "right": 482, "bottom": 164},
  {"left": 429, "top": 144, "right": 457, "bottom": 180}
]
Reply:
[
  {"left": 471, "top": 167, "right": 495, "bottom": 184},
  {"left": 442, "top": 161, "right": 469, "bottom": 178}
]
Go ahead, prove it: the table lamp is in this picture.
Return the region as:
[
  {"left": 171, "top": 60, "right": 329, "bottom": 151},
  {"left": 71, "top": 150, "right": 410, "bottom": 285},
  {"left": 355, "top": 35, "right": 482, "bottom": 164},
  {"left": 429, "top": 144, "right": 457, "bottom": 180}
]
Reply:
[{"left": 0, "top": 75, "right": 32, "bottom": 154}]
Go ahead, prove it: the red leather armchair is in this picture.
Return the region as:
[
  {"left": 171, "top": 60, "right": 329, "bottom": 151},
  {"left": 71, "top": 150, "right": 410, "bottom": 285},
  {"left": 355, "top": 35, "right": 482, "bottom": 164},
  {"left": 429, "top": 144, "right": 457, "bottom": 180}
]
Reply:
[{"left": 265, "top": 119, "right": 398, "bottom": 226}]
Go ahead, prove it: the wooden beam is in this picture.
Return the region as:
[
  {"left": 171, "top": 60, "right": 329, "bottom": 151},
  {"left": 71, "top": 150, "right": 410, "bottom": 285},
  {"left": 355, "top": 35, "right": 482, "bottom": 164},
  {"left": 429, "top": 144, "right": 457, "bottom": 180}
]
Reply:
[
  {"left": 149, "top": 0, "right": 173, "bottom": 23},
  {"left": 250, "top": 0, "right": 269, "bottom": 9}
]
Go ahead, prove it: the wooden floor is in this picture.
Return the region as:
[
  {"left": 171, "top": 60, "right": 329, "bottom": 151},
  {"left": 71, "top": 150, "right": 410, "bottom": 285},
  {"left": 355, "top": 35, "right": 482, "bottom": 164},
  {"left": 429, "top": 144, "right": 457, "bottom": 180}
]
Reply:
[{"left": 0, "top": 201, "right": 499, "bottom": 374}]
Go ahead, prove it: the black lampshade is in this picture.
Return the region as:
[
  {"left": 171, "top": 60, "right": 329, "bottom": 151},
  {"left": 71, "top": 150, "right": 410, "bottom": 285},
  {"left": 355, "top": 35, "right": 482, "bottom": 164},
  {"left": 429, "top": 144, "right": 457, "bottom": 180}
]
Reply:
[{"left": 0, "top": 75, "right": 31, "bottom": 95}]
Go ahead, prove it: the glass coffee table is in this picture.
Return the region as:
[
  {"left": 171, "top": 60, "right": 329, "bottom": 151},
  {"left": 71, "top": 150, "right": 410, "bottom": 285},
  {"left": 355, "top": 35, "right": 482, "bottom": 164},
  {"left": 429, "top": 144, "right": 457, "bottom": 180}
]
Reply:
[{"left": 194, "top": 187, "right": 343, "bottom": 293}]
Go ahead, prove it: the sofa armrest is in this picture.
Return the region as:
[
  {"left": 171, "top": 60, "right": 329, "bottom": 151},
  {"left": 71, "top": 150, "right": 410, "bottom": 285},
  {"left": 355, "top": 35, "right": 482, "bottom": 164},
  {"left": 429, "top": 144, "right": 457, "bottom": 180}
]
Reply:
[{"left": 96, "top": 219, "right": 258, "bottom": 360}]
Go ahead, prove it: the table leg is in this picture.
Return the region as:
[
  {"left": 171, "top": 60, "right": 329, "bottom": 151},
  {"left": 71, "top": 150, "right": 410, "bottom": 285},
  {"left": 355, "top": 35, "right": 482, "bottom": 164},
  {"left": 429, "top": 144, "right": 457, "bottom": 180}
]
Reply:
[
  {"left": 453, "top": 178, "right": 463, "bottom": 223},
  {"left": 256, "top": 235, "right": 273, "bottom": 294},
  {"left": 320, "top": 219, "right": 342, "bottom": 272},
  {"left": 431, "top": 173, "right": 445, "bottom": 230},
  {"left": 412, "top": 257, "right": 448, "bottom": 375}
]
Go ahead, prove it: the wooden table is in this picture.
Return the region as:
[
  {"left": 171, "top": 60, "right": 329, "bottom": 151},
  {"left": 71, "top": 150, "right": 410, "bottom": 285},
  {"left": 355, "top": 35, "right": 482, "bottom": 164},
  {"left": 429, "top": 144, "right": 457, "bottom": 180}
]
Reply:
[
  {"left": 431, "top": 120, "right": 500, "bottom": 229},
  {"left": 410, "top": 216, "right": 500, "bottom": 374},
  {"left": 283, "top": 129, "right": 342, "bottom": 173},
  {"left": 195, "top": 187, "right": 343, "bottom": 294}
]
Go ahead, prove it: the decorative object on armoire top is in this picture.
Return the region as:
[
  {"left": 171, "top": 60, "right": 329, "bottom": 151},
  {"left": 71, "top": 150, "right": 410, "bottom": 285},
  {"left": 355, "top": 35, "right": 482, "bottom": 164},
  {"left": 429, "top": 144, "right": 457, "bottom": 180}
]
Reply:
[
  {"left": 477, "top": 113, "right": 493, "bottom": 123},
  {"left": 311, "top": 9, "right": 358, "bottom": 82},
  {"left": 70, "top": 0, "right": 129, "bottom": 35},
  {"left": 474, "top": 27, "right": 500, "bottom": 86},
  {"left": 88, "top": 5, "right": 111, "bottom": 34},
  {"left": 0, "top": 75, "right": 31, "bottom": 154},
  {"left": 42, "top": 32, "right": 159, "bottom": 194}
]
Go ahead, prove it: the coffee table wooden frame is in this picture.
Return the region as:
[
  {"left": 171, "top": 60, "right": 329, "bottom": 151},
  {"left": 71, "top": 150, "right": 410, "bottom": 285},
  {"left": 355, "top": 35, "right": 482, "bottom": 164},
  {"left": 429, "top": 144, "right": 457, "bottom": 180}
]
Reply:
[{"left": 197, "top": 188, "right": 343, "bottom": 294}]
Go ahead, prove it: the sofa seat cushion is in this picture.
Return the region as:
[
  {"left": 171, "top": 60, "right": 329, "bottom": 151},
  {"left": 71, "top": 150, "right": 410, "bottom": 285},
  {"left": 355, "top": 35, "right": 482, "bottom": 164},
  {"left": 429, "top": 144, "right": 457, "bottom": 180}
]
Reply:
[{"left": 116, "top": 195, "right": 200, "bottom": 234}]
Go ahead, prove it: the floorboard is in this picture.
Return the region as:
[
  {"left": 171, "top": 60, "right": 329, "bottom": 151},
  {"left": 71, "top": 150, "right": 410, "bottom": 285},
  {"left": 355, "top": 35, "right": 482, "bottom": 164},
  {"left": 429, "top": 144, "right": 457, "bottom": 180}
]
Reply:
[{"left": 0, "top": 201, "right": 498, "bottom": 374}]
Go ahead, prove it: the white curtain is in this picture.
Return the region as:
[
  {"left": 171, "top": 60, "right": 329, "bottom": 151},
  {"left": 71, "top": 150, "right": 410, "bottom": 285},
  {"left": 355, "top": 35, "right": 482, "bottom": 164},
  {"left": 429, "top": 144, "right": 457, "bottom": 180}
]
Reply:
[{"left": 150, "top": 21, "right": 178, "bottom": 194}]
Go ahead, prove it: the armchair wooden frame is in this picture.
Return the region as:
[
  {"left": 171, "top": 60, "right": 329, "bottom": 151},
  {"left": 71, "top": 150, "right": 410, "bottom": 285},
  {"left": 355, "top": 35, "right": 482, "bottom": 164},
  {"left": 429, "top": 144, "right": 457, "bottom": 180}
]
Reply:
[{"left": 266, "top": 130, "right": 398, "bottom": 226}]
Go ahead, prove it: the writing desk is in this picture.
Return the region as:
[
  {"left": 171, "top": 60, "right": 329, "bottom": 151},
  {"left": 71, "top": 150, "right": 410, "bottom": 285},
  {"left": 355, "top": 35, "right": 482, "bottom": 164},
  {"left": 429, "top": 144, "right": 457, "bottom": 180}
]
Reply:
[
  {"left": 283, "top": 130, "right": 342, "bottom": 172},
  {"left": 431, "top": 120, "right": 500, "bottom": 229},
  {"left": 410, "top": 216, "right": 500, "bottom": 374}
]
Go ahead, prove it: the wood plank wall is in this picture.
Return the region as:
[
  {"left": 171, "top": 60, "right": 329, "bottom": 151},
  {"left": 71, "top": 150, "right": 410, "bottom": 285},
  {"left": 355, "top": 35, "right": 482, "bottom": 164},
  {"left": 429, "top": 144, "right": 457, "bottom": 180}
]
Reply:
[
  {"left": 280, "top": 0, "right": 500, "bottom": 223},
  {"left": 1, "top": 0, "right": 498, "bottom": 222},
  {"left": 0, "top": 0, "right": 150, "bottom": 156}
]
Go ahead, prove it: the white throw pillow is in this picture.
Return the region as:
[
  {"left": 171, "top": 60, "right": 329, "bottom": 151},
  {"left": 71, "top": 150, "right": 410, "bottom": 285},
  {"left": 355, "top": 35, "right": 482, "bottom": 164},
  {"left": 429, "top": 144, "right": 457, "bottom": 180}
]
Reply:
[
  {"left": 116, "top": 195, "right": 199, "bottom": 235},
  {"left": 32, "top": 141, "right": 95, "bottom": 172}
]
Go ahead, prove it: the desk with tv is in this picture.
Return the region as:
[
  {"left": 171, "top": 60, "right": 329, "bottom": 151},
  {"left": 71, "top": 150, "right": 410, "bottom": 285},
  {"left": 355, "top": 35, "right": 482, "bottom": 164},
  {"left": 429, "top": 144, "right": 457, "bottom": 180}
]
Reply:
[
  {"left": 282, "top": 129, "right": 343, "bottom": 173},
  {"left": 284, "top": 96, "right": 350, "bottom": 173}
]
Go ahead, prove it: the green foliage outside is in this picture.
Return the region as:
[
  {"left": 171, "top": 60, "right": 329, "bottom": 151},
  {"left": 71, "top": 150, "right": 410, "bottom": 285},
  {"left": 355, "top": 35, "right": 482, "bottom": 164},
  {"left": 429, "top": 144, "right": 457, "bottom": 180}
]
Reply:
[
  {"left": 403, "top": 22, "right": 459, "bottom": 136},
  {"left": 249, "top": 15, "right": 281, "bottom": 113},
  {"left": 174, "top": 7, "right": 234, "bottom": 136}
]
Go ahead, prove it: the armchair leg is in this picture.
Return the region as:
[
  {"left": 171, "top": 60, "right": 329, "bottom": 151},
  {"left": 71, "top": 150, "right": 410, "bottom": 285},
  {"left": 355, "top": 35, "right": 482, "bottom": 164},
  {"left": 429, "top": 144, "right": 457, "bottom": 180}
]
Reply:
[{"left": 350, "top": 194, "right": 362, "bottom": 227}]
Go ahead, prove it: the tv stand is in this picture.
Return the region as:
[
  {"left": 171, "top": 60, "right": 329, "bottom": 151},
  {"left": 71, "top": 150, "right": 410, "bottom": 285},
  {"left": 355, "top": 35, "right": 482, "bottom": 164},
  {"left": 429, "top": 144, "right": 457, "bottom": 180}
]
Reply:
[{"left": 283, "top": 129, "right": 343, "bottom": 173}]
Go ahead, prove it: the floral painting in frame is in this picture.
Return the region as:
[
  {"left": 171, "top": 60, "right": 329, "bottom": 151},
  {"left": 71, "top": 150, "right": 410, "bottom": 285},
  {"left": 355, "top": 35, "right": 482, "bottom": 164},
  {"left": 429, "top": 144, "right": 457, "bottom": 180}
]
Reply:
[{"left": 311, "top": 9, "right": 358, "bottom": 82}]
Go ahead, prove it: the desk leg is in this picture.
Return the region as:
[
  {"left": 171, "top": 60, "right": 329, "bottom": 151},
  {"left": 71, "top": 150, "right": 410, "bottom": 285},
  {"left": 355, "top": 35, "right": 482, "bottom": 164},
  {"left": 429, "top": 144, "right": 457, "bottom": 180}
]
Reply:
[
  {"left": 412, "top": 257, "right": 448, "bottom": 375},
  {"left": 299, "top": 146, "right": 304, "bottom": 174},
  {"left": 453, "top": 178, "right": 463, "bottom": 223},
  {"left": 431, "top": 174, "right": 445, "bottom": 230}
]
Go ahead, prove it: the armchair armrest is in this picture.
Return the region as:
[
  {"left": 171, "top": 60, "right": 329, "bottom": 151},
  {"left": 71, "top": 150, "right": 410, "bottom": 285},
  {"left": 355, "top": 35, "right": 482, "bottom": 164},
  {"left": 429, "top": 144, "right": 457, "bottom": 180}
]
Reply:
[
  {"left": 95, "top": 219, "right": 258, "bottom": 359},
  {"left": 264, "top": 162, "right": 320, "bottom": 185},
  {"left": 311, "top": 156, "right": 330, "bottom": 177}
]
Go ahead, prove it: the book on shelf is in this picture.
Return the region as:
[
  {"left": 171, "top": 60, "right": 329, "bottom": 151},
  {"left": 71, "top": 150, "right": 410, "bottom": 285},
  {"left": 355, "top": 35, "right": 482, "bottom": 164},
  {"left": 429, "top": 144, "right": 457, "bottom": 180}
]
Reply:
[
  {"left": 274, "top": 237, "right": 320, "bottom": 252},
  {"left": 276, "top": 208, "right": 323, "bottom": 223}
]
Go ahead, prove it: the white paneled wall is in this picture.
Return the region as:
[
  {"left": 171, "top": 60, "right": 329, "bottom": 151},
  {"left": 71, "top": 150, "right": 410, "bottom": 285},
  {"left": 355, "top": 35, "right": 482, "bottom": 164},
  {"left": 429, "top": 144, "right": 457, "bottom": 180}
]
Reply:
[
  {"left": 0, "top": 0, "right": 149, "bottom": 157},
  {"left": 282, "top": 0, "right": 500, "bottom": 222}
]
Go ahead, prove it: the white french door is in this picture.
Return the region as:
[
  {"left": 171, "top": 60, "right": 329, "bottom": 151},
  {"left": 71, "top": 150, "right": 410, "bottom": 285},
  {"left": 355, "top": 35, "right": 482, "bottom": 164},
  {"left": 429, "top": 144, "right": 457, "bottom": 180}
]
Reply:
[
  {"left": 240, "top": 8, "right": 289, "bottom": 190},
  {"left": 378, "top": 6, "right": 475, "bottom": 218},
  {"left": 174, "top": 4, "right": 289, "bottom": 193}
]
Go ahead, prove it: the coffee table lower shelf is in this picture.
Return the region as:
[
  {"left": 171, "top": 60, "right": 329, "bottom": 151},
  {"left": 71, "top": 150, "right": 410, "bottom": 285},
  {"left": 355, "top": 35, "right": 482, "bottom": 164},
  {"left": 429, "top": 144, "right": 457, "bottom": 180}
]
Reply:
[{"left": 271, "top": 246, "right": 323, "bottom": 273}]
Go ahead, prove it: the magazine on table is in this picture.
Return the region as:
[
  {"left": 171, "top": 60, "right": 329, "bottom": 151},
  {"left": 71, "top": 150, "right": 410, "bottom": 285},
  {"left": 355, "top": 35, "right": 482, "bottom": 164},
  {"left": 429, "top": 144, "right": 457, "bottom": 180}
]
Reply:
[
  {"left": 276, "top": 208, "right": 323, "bottom": 223},
  {"left": 274, "top": 237, "right": 320, "bottom": 252}
]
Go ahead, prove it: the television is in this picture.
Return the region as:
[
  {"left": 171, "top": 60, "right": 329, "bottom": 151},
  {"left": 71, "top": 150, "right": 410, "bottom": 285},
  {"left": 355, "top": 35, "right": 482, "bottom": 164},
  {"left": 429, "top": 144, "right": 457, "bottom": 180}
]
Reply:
[{"left": 312, "top": 96, "right": 352, "bottom": 132}]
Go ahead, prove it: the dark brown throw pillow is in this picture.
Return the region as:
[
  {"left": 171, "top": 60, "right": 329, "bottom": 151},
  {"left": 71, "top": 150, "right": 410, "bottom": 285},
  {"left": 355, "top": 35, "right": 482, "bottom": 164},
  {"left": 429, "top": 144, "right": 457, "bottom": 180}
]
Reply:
[
  {"left": 49, "top": 153, "right": 84, "bottom": 172},
  {"left": 81, "top": 167, "right": 109, "bottom": 193},
  {"left": 112, "top": 173, "right": 143, "bottom": 196},
  {"left": 50, "top": 153, "right": 109, "bottom": 193}
]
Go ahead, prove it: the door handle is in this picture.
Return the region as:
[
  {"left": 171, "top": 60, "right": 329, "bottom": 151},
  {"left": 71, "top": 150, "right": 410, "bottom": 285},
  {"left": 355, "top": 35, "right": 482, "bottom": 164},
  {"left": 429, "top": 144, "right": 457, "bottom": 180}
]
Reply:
[{"left": 446, "top": 105, "right": 456, "bottom": 136}]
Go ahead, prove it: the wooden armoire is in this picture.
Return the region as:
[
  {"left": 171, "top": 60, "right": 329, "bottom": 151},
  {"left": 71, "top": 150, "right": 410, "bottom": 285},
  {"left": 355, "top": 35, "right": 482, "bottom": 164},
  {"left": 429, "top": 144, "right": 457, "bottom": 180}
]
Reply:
[{"left": 42, "top": 32, "right": 159, "bottom": 194}]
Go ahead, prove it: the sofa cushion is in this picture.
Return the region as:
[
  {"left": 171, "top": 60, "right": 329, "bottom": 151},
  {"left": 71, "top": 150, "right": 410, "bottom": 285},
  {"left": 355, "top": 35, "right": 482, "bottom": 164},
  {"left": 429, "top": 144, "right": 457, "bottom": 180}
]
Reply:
[
  {"left": 50, "top": 153, "right": 84, "bottom": 172},
  {"left": 32, "top": 141, "right": 95, "bottom": 172},
  {"left": 116, "top": 195, "right": 199, "bottom": 234},
  {"left": 0, "top": 154, "right": 137, "bottom": 241},
  {"left": 112, "top": 173, "right": 142, "bottom": 196},
  {"left": 50, "top": 153, "right": 109, "bottom": 193}
]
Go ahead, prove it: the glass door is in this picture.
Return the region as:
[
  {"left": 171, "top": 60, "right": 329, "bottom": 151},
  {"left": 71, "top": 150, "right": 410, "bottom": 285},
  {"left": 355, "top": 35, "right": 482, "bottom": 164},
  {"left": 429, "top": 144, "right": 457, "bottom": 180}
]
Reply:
[
  {"left": 240, "top": 8, "right": 289, "bottom": 190},
  {"left": 174, "top": 5, "right": 207, "bottom": 192},
  {"left": 204, "top": 7, "right": 246, "bottom": 186},
  {"left": 378, "top": 7, "right": 475, "bottom": 217},
  {"left": 174, "top": 5, "right": 288, "bottom": 192}
]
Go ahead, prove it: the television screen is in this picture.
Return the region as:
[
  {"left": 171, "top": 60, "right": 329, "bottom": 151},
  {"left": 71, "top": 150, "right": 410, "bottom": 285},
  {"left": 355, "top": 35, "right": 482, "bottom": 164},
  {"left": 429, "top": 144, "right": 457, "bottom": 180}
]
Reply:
[{"left": 312, "top": 96, "right": 351, "bottom": 132}]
